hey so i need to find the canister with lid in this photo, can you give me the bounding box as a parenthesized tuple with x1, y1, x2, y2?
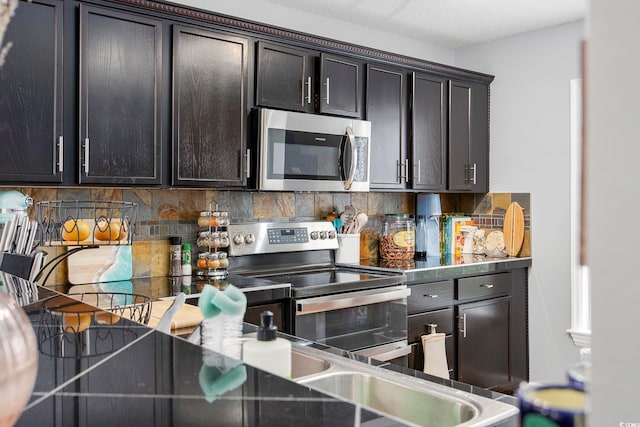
(380, 214, 415, 260)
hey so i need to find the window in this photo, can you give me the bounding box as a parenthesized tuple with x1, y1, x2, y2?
(569, 77, 591, 347)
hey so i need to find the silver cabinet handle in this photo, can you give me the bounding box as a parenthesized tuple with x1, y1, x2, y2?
(459, 313, 467, 338)
(470, 163, 477, 184)
(480, 283, 494, 289)
(323, 77, 330, 104)
(296, 285, 410, 315)
(83, 138, 90, 175)
(397, 159, 403, 182)
(303, 76, 312, 105)
(404, 158, 409, 183)
(424, 294, 438, 299)
(245, 149, 251, 178)
(413, 160, 421, 184)
(57, 136, 63, 173)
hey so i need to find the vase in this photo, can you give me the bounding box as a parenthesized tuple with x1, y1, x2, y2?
(0, 292, 38, 427)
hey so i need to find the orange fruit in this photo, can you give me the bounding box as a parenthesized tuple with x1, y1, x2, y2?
(93, 219, 128, 241)
(61, 219, 90, 242)
(62, 312, 91, 333)
(94, 311, 120, 325)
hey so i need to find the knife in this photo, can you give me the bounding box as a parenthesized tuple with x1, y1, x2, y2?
(2, 216, 17, 252)
(24, 220, 38, 255)
(14, 216, 29, 255)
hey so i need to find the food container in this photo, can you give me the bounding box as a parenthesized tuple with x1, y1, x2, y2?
(379, 214, 415, 260)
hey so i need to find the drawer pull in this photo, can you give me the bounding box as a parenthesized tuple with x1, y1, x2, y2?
(423, 294, 438, 299)
(480, 284, 494, 289)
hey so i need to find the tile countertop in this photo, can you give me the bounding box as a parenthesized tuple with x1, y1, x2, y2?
(342, 255, 532, 283)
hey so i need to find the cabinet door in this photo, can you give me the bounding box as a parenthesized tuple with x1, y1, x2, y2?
(366, 64, 406, 189)
(255, 41, 314, 113)
(320, 53, 363, 118)
(79, 6, 162, 185)
(172, 26, 248, 187)
(0, 0, 63, 183)
(411, 72, 447, 191)
(449, 80, 489, 192)
(457, 296, 511, 389)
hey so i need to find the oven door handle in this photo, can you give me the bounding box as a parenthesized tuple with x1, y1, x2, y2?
(353, 341, 412, 362)
(295, 285, 410, 315)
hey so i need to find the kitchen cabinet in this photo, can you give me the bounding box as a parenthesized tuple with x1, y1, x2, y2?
(410, 72, 448, 191)
(404, 268, 527, 393)
(78, 5, 163, 185)
(457, 296, 511, 389)
(172, 25, 248, 187)
(0, 0, 63, 183)
(365, 64, 407, 189)
(448, 80, 489, 192)
(255, 41, 363, 118)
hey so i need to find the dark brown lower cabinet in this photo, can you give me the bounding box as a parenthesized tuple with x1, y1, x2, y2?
(457, 296, 511, 390)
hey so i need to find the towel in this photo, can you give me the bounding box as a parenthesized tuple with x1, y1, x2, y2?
(421, 332, 449, 379)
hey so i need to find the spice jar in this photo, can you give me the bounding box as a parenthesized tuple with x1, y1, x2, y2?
(207, 252, 220, 270)
(197, 232, 211, 249)
(379, 214, 415, 260)
(197, 253, 209, 270)
(198, 211, 212, 228)
(218, 251, 229, 269)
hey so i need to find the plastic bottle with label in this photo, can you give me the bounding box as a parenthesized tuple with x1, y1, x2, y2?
(242, 311, 291, 378)
(181, 243, 192, 276)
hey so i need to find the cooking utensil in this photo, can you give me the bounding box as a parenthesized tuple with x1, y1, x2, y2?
(339, 205, 356, 233)
(353, 212, 368, 234)
(503, 202, 524, 256)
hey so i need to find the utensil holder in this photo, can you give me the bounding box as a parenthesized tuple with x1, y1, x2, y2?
(335, 233, 360, 264)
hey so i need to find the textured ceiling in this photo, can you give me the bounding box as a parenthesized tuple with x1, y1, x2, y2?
(255, 0, 586, 48)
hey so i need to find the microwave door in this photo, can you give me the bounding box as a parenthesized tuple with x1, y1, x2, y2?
(342, 127, 357, 190)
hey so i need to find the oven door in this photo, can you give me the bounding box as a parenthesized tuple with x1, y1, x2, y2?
(293, 285, 410, 357)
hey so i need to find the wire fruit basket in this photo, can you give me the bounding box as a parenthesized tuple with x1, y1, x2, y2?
(36, 200, 138, 246)
(38, 292, 151, 358)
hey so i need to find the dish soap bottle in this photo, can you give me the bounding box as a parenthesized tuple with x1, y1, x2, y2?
(242, 311, 291, 378)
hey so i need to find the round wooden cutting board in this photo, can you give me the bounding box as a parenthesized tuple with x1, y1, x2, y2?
(503, 202, 525, 257)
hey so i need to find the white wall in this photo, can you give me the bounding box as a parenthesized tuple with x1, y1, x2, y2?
(455, 21, 585, 382)
(587, 0, 640, 423)
(174, 0, 454, 64)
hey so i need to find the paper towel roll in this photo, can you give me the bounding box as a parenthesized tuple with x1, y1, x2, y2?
(421, 333, 449, 379)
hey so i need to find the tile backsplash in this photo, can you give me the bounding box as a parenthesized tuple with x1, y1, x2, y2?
(9, 187, 530, 279)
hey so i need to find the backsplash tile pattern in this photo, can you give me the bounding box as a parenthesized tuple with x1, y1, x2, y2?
(10, 187, 531, 277)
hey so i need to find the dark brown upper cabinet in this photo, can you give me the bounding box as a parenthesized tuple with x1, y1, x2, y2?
(79, 5, 163, 185)
(410, 72, 448, 191)
(449, 80, 489, 193)
(172, 26, 249, 187)
(0, 0, 63, 183)
(366, 64, 407, 189)
(255, 41, 363, 118)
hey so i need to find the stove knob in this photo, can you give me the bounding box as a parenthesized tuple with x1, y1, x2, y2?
(328, 230, 336, 239)
(319, 231, 328, 240)
(244, 233, 255, 244)
(233, 234, 244, 245)
(310, 231, 319, 240)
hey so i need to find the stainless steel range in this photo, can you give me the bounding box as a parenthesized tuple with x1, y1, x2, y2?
(227, 221, 410, 363)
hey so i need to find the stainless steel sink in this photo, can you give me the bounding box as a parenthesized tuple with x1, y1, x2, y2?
(298, 371, 475, 427)
(291, 350, 331, 379)
(291, 345, 519, 427)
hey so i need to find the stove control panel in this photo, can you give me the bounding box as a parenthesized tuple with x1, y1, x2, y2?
(227, 221, 338, 256)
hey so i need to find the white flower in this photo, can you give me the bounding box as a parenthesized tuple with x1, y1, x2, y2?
(0, 0, 19, 67)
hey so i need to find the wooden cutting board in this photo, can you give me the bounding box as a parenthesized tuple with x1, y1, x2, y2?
(66, 245, 133, 284)
(503, 202, 525, 257)
(147, 300, 203, 330)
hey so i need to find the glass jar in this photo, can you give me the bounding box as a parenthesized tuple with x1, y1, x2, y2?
(210, 232, 222, 249)
(219, 211, 230, 227)
(197, 253, 209, 270)
(380, 214, 415, 260)
(218, 251, 229, 269)
(198, 211, 212, 228)
(209, 211, 221, 228)
(207, 252, 221, 270)
(219, 231, 230, 248)
(196, 232, 211, 249)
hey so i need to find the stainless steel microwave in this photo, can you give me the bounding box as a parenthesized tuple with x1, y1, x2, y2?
(253, 108, 371, 192)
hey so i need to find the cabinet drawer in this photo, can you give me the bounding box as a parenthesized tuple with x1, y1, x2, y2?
(408, 308, 454, 343)
(408, 280, 453, 314)
(457, 273, 511, 300)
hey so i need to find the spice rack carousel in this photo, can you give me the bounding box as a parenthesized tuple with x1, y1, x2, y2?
(195, 203, 230, 278)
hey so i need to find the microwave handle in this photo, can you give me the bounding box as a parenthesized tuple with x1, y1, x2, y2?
(343, 127, 356, 190)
